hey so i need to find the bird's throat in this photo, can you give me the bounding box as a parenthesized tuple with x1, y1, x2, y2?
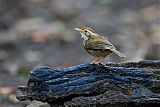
(81, 33, 89, 41)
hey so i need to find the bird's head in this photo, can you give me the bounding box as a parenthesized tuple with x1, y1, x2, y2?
(74, 27, 97, 40)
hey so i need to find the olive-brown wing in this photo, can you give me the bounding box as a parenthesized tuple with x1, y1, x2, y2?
(88, 39, 126, 58)
(87, 37, 115, 50)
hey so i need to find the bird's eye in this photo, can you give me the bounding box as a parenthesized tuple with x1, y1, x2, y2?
(83, 30, 91, 37)
(84, 30, 87, 33)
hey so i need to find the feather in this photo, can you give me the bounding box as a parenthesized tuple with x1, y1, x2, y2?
(110, 49, 126, 58)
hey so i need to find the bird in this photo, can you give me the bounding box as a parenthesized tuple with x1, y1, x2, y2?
(75, 27, 126, 64)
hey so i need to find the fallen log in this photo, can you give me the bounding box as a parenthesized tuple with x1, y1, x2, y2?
(17, 60, 160, 107)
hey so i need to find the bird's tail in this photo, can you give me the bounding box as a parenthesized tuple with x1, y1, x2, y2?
(111, 49, 126, 58)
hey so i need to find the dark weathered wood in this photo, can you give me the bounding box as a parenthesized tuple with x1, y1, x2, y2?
(17, 60, 160, 107)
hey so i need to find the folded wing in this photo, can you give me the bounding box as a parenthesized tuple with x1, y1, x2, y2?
(90, 38, 126, 58)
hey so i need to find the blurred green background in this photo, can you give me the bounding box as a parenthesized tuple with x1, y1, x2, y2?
(0, 0, 159, 106)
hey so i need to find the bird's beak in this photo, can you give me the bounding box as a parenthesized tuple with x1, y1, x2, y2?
(74, 28, 82, 32)
(74, 28, 84, 38)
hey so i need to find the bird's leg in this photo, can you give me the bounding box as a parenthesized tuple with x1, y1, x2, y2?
(90, 58, 100, 64)
(91, 57, 105, 64)
(98, 57, 105, 64)
(96, 57, 106, 66)
(98, 57, 104, 63)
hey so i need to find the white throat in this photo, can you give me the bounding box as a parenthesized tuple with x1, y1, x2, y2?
(81, 33, 89, 41)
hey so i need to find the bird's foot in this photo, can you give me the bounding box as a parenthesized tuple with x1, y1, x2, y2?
(90, 62, 106, 66)
(98, 63, 106, 66)
(90, 61, 99, 65)
(90, 58, 105, 65)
